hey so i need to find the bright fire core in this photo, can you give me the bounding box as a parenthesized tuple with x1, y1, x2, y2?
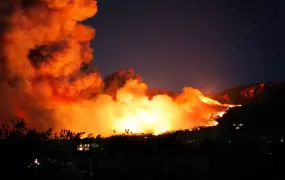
(59, 79, 239, 137)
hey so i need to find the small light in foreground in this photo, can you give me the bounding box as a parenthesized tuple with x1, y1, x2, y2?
(77, 143, 90, 151)
(34, 158, 40, 165)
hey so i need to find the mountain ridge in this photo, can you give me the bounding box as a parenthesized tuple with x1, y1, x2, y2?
(208, 81, 285, 105)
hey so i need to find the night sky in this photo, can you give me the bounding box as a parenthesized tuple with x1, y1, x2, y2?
(85, 0, 285, 93)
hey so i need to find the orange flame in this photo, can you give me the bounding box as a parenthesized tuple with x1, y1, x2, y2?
(54, 79, 238, 137)
(0, 0, 240, 137)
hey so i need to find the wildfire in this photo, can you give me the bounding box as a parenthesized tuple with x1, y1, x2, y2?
(0, 0, 240, 137)
(58, 79, 239, 136)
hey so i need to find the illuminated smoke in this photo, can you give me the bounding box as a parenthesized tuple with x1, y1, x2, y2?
(0, 0, 236, 137)
(0, 0, 102, 130)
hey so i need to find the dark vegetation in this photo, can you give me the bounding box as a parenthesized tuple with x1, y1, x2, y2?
(1, 83, 285, 180)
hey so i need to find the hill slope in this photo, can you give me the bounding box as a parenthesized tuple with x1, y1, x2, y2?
(208, 81, 284, 105)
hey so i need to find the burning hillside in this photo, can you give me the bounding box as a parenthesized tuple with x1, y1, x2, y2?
(0, 0, 239, 137)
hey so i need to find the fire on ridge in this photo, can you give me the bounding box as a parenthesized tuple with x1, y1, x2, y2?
(0, 0, 240, 137)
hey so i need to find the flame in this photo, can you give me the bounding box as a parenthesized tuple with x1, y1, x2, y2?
(55, 79, 238, 136)
(0, 0, 240, 137)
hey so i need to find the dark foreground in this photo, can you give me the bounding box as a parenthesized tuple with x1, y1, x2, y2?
(0, 116, 284, 180)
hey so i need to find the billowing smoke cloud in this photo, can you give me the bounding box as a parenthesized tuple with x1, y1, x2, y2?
(0, 0, 102, 130)
(0, 0, 235, 136)
(104, 68, 142, 99)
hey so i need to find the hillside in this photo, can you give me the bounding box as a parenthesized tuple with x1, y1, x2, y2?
(216, 80, 285, 138)
(208, 81, 284, 105)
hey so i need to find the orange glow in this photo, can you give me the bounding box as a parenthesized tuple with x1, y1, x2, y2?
(0, 0, 240, 137)
(51, 79, 239, 137)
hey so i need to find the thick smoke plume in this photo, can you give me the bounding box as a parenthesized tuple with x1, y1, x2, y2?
(0, 0, 234, 136)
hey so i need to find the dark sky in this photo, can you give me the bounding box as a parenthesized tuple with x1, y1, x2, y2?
(85, 0, 285, 93)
